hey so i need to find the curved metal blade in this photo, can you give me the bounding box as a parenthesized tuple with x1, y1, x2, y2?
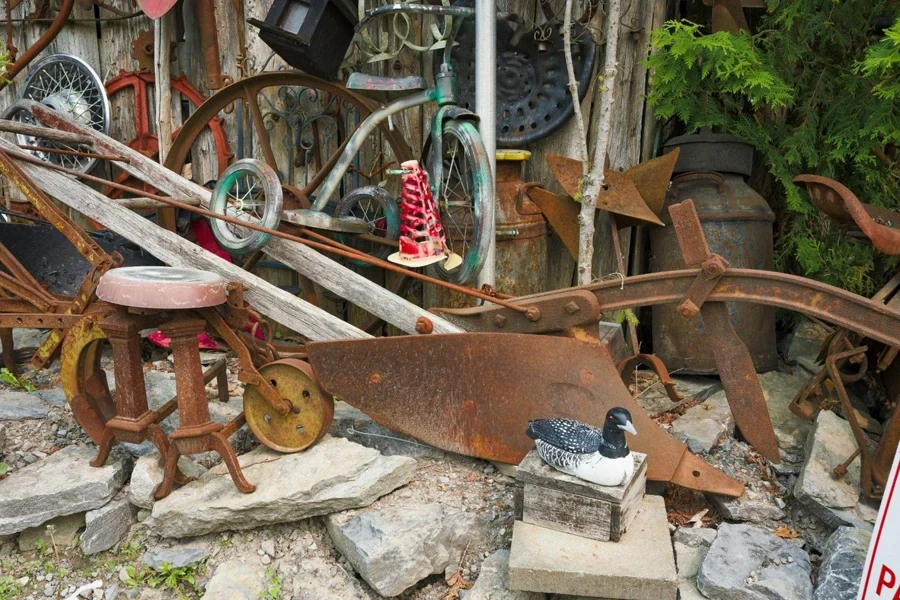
(307, 332, 744, 497)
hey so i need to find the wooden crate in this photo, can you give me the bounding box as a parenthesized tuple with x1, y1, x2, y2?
(516, 449, 647, 542)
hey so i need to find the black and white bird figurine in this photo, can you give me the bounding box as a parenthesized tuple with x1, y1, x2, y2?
(525, 408, 637, 486)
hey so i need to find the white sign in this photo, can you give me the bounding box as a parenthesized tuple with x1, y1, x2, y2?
(860, 445, 900, 600)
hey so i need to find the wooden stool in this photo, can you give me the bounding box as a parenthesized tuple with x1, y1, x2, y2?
(96, 266, 254, 497)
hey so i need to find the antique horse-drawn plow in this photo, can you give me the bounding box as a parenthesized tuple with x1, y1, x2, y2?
(1, 92, 898, 502)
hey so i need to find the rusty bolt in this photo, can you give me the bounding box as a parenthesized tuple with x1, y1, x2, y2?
(525, 306, 542, 322)
(678, 300, 700, 319)
(702, 255, 728, 278)
(565, 301, 580, 314)
(494, 314, 507, 328)
(415, 317, 433, 334)
(833, 464, 848, 479)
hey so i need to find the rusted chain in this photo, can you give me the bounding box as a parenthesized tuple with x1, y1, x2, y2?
(8, 151, 531, 314)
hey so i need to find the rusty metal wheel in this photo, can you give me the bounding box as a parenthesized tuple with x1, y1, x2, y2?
(242, 358, 333, 453)
(59, 311, 116, 444)
(165, 71, 413, 214)
(104, 70, 231, 199)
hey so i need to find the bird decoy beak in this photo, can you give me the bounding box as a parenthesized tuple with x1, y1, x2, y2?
(620, 420, 637, 436)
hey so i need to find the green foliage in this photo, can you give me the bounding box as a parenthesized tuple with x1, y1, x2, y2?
(0, 462, 7, 477)
(613, 309, 640, 327)
(0, 576, 22, 600)
(647, 4, 900, 296)
(262, 567, 283, 600)
(0, 368, 36, 392)
(124, 562, 201, 596)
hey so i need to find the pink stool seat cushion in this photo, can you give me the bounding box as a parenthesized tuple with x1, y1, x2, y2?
(97, 267, 227, 309)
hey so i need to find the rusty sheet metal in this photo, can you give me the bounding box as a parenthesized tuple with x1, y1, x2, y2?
(307, 332, 745, 497)
(795, 174, 900, 256)
(525, 186, 580, 260)
(616, 149, 680, 229)
(433, 269, 900, 347)
(544, 153, 664, 226)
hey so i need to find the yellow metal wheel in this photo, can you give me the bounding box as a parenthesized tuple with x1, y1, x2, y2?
(243, 359, 333, 453)
(59, 311, 115, 444)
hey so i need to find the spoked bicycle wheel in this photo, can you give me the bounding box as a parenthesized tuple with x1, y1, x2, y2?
(208, 159, 284, 255)
(334, 186, 400, 264)
(428, 119, 493, 285)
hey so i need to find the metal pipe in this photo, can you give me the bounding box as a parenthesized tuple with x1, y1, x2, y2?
(475, 0, 497, 289)
(310, 88, 437, 211)
(1, 0, 74, 90)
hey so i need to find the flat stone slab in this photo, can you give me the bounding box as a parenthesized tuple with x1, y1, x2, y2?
(0, 390, 49, 420)
(814, 526, 870, 600)
(201, 559, 266, 600)
(128, 453, 206, 509)
(670, 390, 735, 453)
(148, 435, 417, 538)
(81, 498, 136, 555)
(509, 495, 677, 599)
(760, 371, 810, 468)
(143, 538, 212, 570)
(327, 502, 481, 597)
(794, 410, 870, 527)
(18, 512, 85, 551)
(698, 523, 812, 600)
(0, 445, 126, 536)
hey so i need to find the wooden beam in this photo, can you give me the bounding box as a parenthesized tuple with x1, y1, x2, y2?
(0, 138, 368, 342)
(0, 119, 94, 146)
(17, 102, 465, 336)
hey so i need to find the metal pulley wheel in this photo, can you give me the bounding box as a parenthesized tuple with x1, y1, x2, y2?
(243, 359, 334, 453)
(435, 14, 595, 146)
(4, 54, 111, 172)
(209, 159, 284, 255)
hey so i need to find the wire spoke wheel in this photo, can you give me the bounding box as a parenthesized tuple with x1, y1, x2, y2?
(429, 120, 493, 285)
(334, 186, 400, 264)
(5, 54, 110, 173)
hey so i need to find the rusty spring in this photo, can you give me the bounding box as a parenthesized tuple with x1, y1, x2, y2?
(8, 150, 533, 315)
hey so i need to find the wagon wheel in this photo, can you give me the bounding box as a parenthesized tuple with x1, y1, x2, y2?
(59, 311, 116, 445)
(104, 70, 231, 199)
(166, 72, 414, 319)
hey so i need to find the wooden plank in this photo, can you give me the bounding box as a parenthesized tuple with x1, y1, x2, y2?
(523, 483, 614, 541)
(21, 101, 465, 336)
(0, 137, 367, 342)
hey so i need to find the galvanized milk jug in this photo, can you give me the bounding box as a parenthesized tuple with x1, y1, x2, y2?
(650, 130, 777, 374)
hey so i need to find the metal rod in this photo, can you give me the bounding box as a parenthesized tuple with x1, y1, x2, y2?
(0, 119, 93, 146)
(7, 150, 530, 314)
(0, 0, 74, 90)
(475, 0, 497, 290)
(18, 145, 128, 162)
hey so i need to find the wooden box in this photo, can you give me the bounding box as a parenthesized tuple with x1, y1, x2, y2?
(516, 449, 647, 542)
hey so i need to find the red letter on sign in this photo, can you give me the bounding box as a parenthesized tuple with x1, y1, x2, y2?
(877, 565, 896, 596)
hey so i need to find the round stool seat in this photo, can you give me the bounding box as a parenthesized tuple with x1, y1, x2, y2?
(97, 267, 226, 309)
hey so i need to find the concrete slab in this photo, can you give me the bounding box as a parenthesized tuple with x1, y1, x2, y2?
(509, 496, 677, 599)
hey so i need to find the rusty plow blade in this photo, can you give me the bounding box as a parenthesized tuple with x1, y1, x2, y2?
(307, 333, 745, 497)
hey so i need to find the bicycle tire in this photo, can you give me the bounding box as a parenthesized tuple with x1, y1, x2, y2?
(209, 159, 283, 255)
(429, 119, 493, 285)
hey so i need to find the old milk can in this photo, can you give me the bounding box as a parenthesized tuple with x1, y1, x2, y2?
(425, 150, 548, 308)
(650, 130, 777, 374)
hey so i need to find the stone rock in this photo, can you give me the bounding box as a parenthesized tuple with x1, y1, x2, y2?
(760, 371, 811, 470)
(674, 527, 717, 580)
(149, 436, 416, 538)
(670, 390, 735, 453)
(12, 327, 46, 350)
(81, 499, 136, 555)
(327, 502, 481, 597)
(36, 388, 68, 408)
(710, 486, 786, 523)
(786, 320, 829, 374)
(0, 445, 126, 535)
(466, 550, 544, 600)
(674, 527, 717, 600)
(697, 523, 813, 600)
(17, 513, 85, 550)
(509, 496, 676, 599)
(635, 376, 721, 418)
(814, 526, 871, 600)
(142, 539, 211, 570)
(328, 401, 445, 459)
(0, 390, 49, 420)
(127, 454, 206, 510)
(794, 410, 871, 528)
(201, 559, 266, 600)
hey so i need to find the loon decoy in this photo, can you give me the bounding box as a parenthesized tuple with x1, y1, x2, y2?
(526, 407, 637, 486)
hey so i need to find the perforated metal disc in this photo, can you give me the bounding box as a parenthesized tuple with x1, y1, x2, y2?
(437, 17, 596, 146)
